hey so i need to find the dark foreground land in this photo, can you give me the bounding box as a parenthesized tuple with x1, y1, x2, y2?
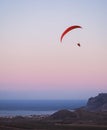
(0, 111, 107, 130)
(0, 124, 107, 130)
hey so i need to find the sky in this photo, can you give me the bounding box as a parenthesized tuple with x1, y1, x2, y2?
(0, 0, 107, 99)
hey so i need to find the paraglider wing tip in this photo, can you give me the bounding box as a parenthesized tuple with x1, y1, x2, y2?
(60, 35, 63, 43)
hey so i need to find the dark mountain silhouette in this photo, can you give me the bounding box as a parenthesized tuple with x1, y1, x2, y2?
(49, 109, 77, 121)
(84, 93, 107, 112)
(48, 93, 107, 125)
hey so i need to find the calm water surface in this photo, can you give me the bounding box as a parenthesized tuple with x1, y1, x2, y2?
(0, 100, 86, 117)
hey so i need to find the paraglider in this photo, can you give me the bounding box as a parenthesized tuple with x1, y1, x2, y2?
(77, 43, 81, 47)
(60, 25, 82, 46)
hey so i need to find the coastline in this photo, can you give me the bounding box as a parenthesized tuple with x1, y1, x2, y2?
(0, 110, 56, 118)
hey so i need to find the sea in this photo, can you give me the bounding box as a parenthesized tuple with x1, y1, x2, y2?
(0, 100, 87, 117)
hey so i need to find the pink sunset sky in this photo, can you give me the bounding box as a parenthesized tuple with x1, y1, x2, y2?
(0, 0, 107, 99)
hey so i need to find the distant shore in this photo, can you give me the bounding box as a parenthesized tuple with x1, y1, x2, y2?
(0, 110, 56, 118)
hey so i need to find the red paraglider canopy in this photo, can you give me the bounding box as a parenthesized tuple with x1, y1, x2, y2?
(60, 25, 82, 42)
